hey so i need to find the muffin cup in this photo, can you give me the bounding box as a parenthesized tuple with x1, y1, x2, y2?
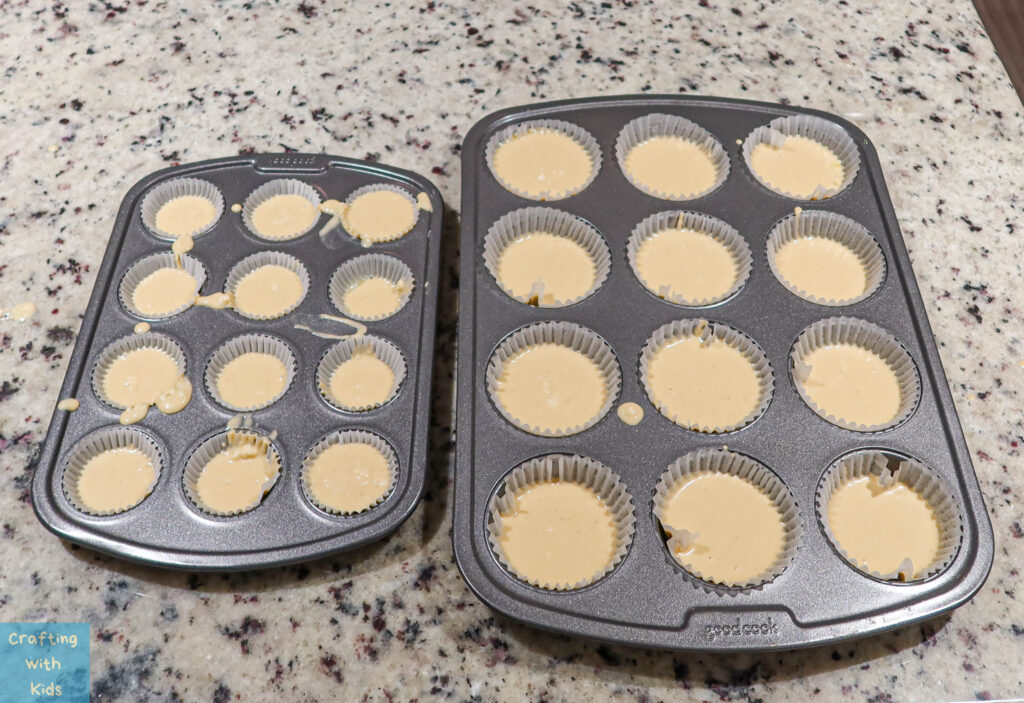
(204, 334, 297, 412)
(241, 178, 323, 241)
(485, 119, 602, 201)
(224, 251, 310, 320)
(316, 335, 408, 412)
(340, 184, 420, 246)
(182, 430, 281, 517)
(486, 321, 621, 437)
(791, 317, 921, 432)
(300, 429, 399, 516)
(767, 210, 886, 306)
(742, 115, 861, 200)
(626, 211, 752, 307)
(62, 426, 163, 516)
(639, 319, 773, 433)
(614, 113, 730, 200)
(652, 448, 801, 591)
(117, 251, 206, 319)
(328, 253, 415, 321)
(482, 207, 611, 307)
(816, 450, 962, 581)
(140, 177, 224, 240)
(91, 332, 187, 410)
(487, 454, 636, 591)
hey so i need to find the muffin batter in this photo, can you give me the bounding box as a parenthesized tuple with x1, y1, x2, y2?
(635, 227, 738, 304)
(215, 352, 288, 410)
(343, 276, 406, 319)
(617, 402, 644, 426)
(131, 267, 198, 316)
(774, 236, 867, 302)
(233, 264, 303, 318)
(750, 135, 843, 198)
(493, 129, 593, 199)
(101, 347, 192, 424)
(75, 447, 156, 514)
(344, 190, 417, 244)
(797, 343, 900, 427)
(195, 433, 278, 514)
(155, 195, 217, 237)
(328, 349, 396, 409)
(624, 136, 718, 198)
(251, 193, 319, 240)
(497, 232, 596, 305)
(306, 441, 393, 513)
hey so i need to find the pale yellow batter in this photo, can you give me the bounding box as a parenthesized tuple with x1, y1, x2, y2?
(195, 433, 278, 514)
(493, 129, 593, 199)
(497, 481, 617, 587)
(2, 302, 36, 321)
(251, 193, 319, 240)
(134, 322, 151, 334)
(617, 402, 644, 426)
(774, 237, 867, 302)
(750, 135, 843, 199)
(328, 349, 396, 409)
(215, 352, 287, 409)
(798, 344, 900, 427)
(635, 228, 738, 303)
(659, 472, 785, 584)
(416, 192, 433, 212)
(344, 190, 417, 244)
(497, 233, 596, 305)
(57, 398, 80, 412)
(155, 195, 217, 237)
(234, 265, 303, 318)
(131, 267, 198, 316)
(194, 292, 233, 310)
(102, 347, 192, 424)
(343, 277, 406, 319)
(306, 442, 393, 513)
(75, 447, 156, 514)
(624, 136, 718, 198)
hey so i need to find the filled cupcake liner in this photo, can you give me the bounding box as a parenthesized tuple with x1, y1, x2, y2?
(241, 178, 323, 241)
(487, 454, 636, 591)
(300, 429, 400, 516)
(481, 207, 611, 307)
(486, 321, 621, 437)
(224, 250, 310, 320)
(652, 448, 802, 592)
(204, 334, 297, 412)
(639, 319, 774, 433)
(340, 183, 420, 246)
(316, 335, 408, 412)
(626, 211, 753, 307)
(485, 119, 602, 201)
(816, 450, 962, 582)
(182, 430, 282, 517)
(117, 251, 206, 320)
(140, 177, 224, 240)
(741, 115, 861, 200)
(91, 332, 187, 411)
(766, 210, 886, 306)
(61, 426, 163, 516)
(614, 113, 730, 200)
(791, 317, 921, 432)
(328, 253, 415, 321)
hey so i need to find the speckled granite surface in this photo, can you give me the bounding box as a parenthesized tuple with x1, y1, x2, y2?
(0, 1, 1022, 700)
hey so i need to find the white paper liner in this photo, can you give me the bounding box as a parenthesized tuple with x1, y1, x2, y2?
(204, 334, 297, 412)
(791, 317, 921, 432)
(140, 177, 224, 240)
(486, 321, 621, 437)
(741, 115, 861, 200)
(241, 178, 323, 241)
(626, 211, 752, 307)
(614, 113, 730, 200)
(300, 429, 399, 516)
(224, 250, 310, 320)
(652, 448, 801, 591)
(340, 184, 420, 245)
(485, 119, 602, 201)
(816, 450, 962, 582)
(182, 430, 281, 517)
(117, 251, 207, 319)
(328, 253, 415, 321)
(91, 332, 187, 410)
(639, 319, 773, 433)
(482, 207, 611, 308)
(486, 454, 636, 591)
(316, 335, 408, 412)
(61, 426, 163, 516)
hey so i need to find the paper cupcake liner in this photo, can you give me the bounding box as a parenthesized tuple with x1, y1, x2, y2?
(626, 211, 752, 307)
(487, 454, 636, 591)
(61, 426, 163, 516)
(316, 335, 408, 412)
(182, 430, 281, 517)
(224, 250, 310, 320)
(766, 210, 886, 306)
(481, 207, 611, 307)
(328, 253, 415, 321)
(140, 177, 224, 240)
(91, 332, 187, 410)
(485, 119, 602, 201)
(791, 317, 921, 432)
(816, 450, 962, 582)
(340, 184, 420, 246)
(300, 429, 400, 516)
(117, 251, 207, 320)
(241, 178, 323, 241)
(486, 321, 621, 437)
(639, 319, 773, 433)
(652, 448, 802, 592)
(741, 115, 861, 200)
(614, 113, 730, 200)
(204, 334, 297, 412)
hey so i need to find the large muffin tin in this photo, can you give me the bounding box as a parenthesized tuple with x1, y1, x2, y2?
(32, 153, 443, 569)
(453, 96, 993, 650)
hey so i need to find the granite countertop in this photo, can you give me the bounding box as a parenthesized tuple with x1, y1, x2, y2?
(1, 0, 1022, 700)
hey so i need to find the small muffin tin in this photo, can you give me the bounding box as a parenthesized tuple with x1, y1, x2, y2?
(32, 153, 443, 569)
(453, 96, 993, 651)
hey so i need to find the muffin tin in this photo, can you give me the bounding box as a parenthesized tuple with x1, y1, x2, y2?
(32, 153, 443, 569)
(453, 95, 993, 651)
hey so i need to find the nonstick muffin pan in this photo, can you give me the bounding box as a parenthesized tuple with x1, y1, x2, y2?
(453, 95, 993, 651)
(32, 153, 443, 570)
